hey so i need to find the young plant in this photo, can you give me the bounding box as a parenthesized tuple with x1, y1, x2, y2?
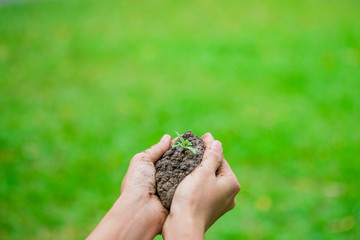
(172, 131, 197, 154)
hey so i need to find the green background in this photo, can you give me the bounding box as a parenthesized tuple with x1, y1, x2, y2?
(1, 0, 359, 239)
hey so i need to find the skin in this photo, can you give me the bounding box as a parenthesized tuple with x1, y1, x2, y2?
(87, 133, 240, 240)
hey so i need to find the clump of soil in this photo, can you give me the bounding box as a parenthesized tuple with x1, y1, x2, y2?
(155, 131, 205, 209)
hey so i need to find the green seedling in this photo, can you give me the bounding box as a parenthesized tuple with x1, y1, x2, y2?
(172, 131, 197, 154)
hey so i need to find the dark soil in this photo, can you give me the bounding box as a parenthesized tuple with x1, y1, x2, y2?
(155, 131, 205, 209)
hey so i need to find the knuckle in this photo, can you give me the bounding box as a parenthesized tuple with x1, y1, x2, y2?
(215, 154, 223, 165)
(152, 142, 166, 152)
(207, 149, 223, 163)
(147, 145, 157, 153)
(132, 153, 143, 160)
(133, 152, 151, 162)
(230, 178, 241, 193)
(234, 182, 241, 193)
(203, 132, 212, 138)
(230, 200, 236, 210)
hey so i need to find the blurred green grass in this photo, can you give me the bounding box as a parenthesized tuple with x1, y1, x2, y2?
(1, 0, 359, 239)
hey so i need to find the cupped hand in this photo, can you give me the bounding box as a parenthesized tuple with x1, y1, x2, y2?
(163, 133, 240, 239)
(87, 134, 171, 240)
(120, 134, 172, 232)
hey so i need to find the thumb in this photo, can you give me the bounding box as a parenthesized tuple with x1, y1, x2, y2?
(201, 140, 224, 172)
(140, 134, 171, 163)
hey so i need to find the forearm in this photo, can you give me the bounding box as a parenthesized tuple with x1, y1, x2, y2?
(87, 195, 161, 240)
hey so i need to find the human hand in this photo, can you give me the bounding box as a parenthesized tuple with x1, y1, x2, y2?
(87, 134, 171, 240)
(120, 134, 171, 228)
(163, 133, 240, 240)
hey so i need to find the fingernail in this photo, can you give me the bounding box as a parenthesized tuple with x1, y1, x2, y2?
(160, 134, 170, 143)
(211, 140, 223, 152)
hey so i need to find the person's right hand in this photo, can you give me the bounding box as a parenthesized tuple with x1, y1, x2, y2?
(162, 133, 241, 240)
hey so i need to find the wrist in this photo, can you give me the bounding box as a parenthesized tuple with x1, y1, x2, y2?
(88, 194, 164, 240)
(163, 211, 205, 240)
(112, 195, 164, 239)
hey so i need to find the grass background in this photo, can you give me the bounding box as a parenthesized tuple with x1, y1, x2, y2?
(1, 0, 359, 239)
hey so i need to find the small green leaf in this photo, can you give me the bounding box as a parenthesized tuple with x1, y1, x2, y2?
(187, 146, 197, 154)
(174, 131, 196, 154)
(175, 131, 186, 144)
(172, 142, 182, 148)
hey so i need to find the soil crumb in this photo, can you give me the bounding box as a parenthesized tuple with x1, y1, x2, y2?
(155, 131, 205, 209)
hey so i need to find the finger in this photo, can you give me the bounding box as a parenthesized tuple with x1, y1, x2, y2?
(171, 136, 179, 146)
(217, 160, 241, 194)
(201, 140, 224, 172)
(216, 158, 234, 177)
(140, 134, 171, 163)
(201, 132, 215, 149)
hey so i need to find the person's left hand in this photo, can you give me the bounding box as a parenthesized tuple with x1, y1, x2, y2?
(120, 134, 171, 230)
(87, 134, 171, 240)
